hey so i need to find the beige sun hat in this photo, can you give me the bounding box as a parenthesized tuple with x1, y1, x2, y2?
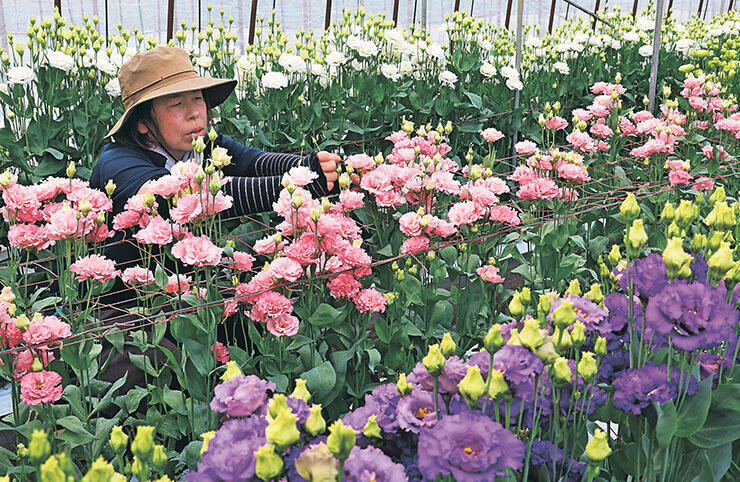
(106, 46, 236, 138)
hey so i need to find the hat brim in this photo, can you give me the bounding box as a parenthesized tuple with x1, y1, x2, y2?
(106, 76, 237, 138)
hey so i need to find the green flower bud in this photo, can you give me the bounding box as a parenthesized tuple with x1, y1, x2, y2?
(396, 373, 414, 396)
(709, 186, 726, 205)
(578, 352, 598, 382)
(691, 233, 707, 252)
(304, 404, 326, 437)
(82, 456, 116, 482)
(66, 161, 76, 179)
(326, 420, 357, 461)
(362, 415, 382, 439)
(565, 279, 581, 296)
(265, 407, 300, 452)
(607, 245, 621, 266)
(422, 344, 445, 376)
(290, 378, 312, 402)
(131, 456, 146, 479)
(619, 193, 640, 222)
(708, 242, 734, 279)
(484, 324, 504, 354)
(663, 237, 693, 280)
(535, 337, 559, 364)
(666, 220, 683, 238)
(585, 429, 612, 462)
(552, 300, 577, 328)
(109, 425, 128, 454)
(675, 200, 696, 227)
(131, 426, 155, 462)
(220, 360, 243, 381)
(440, 332, 456, 358)
(519, 317, 544, 350)
(520, 287, 532, 304)
(294, 443, 339, 482)
(29, 429, 51, 464)
(626, 219, 648, 257)
(151, 444, 167, 472)
(458, 365, 487, 409)
(551, 357, 572, 386)
(508, 293, 525, 319)
(488, 369, 509, 399)
(585, 283, 604, 304)
(594, 337, 607, 356)
(571, 321, 586, 347)
(208, 175, 221, 195)
(255, 443, 284, 481)
(660, 202, 675, 223)
(708, 230, 724, 252)
(208, 126, 218, 142)
(40, 455, 65, 482)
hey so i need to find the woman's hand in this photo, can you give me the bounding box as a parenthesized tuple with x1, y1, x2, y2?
(317, 151, 360, 192)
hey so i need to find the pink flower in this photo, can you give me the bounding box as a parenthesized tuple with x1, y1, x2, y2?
(588, 104, 610, 118)
(165, 274, 192, 294)
(22, 316, 72, 347)
(509, 165, 536, 185)
(566, 131, 596, 153)
(283, 234, 318, 266)
(702, 144, 728, 160)
(113, 210, 149, 230)
(618, 117, 637, 136)
(170, 192, 233, 224)
(283, 166, 319, 188)
(668, 169, 691, 186)
(545, 116, 568, 131)
(514, 140, 538, 156)
(430, 171, 461, 195)
(254, 291, 293, 319)
(477, 265, 504, 283)
(172, 235, 222, 266)
(14, 349, 54, 380)
(689, 96, 708, 112)
(693, 177, 715, 191)
(231, 251, 256, 272)
(328, 273, 361, 299)
(142, 175, 183, 198)
(121, 266, 155, 286)
(266, 313, 300, 337)
(340, 190, 365, 211)
(2, 184, 41, 223)
(345, 154, 375, 171)
(133, 216, 174, 246)
(211, 342, 230, 364)
(572, 108, 592, 122)
(448, 201, 483, 226)
(340, 246, 372, 268)
(488, 205, 521, 226)
(267, 257, 303, 282)
(591, 82, 608, 94)
(254, 235, 281, 255)
(590, 122, 614, 139)
(556, 162, 590, 182)
(8, 224, 54, 250)
(480, 128, 504, 143)
(401, 235, 430, 255)
(517, 177, 560, 201)
(70, 254, 120, 282)
(354, 288, 387, 313)
(47, 207, 81, 240)
(399, 212, 423, 237)
(20, 370, 63, 405)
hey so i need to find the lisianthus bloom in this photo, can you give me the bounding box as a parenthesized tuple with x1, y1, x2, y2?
(20, 370, 63, 405)
(477, 265, 504, 283)
(397, 389, 442, 433)
(327, 273, 361, 300)
(417, 412, 524, 481)
(612, 363, 696, 415)
(211, 342, 230, 364)
(547, 295, 608, 335)
(514, 140, 538, 155)
(353, 288, 387, 313)
(171, 235, 222, 266)
(8, 224, 54, 250)
(401, 236, 430, 255)
(343, 445, 408, 481)
(480, 128, 504, 143)
(266, 313, 300, 337)
(165, 274, 192, 294)
(22, 316, 72, 346)
(516, 177, 560, 201)
(191, 416, 267, 480)
(210, 375, 276, 418)
(408, 356, 467, 394)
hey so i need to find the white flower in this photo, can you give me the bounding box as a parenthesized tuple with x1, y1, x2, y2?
(0, 83, 8, 95)
(477, 38, 492, 51)
(237, 53, 256, 72)
(380, 63, 400, 81)
(623, 30, 640, 42)
(399, 60, 414, 77)
(500, 66, 518, 80)
(556, 42, 573, 53)
(525, 36, 542, 49)
(438, 70, 458, 88)
(356, 40, 379, 58)
(278, 52, 306, 73)
(675, 39, 693, 53)
(310, 63, 327, 77)
(505, 77, 524, 91)
(7, 66, 35, 86)
(195, 55, 213, 68)
(574, 33, 589, 44)
(553, 61, 570, 75)
(261, 71, 289, 89)
(104, 78, 121, 97)
(635, 16, 655, 31)
(572, 42, 585, 53)
(426, 43, 445, 60)
(46, 50, 75, 71)
(350, 59, 363, 71)
(611, 39, 622, 50)
(96, 51, 118, 75)
(346, 35, 363, 51)
(384, 29, 405, 45)
(588, 36, 603, 48)
(638, 44, 654, 57)
(480, 62, 497, 78)
(324, 50, 347, 66)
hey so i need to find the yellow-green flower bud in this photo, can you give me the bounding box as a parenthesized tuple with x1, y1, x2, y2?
(208, 126, 218, 142)
(294, 443, 339, 481)
(551, 357, 572, 386)
(304, 404, 326, 437)
(152, 444, 167, 472)
(666, 220, 682, 238)
(105, 179, 116, 197)
(31, 357, 43, 372)
(268, 394, 290, 421)
(458, 365, 486, 409)
(585, 283, 604, 304)
(484, 324, 504, 354)
(619, 193, 640, 221)
(200, 431, 216, 455)
(326, 420, 357, 461)
(290, 378, 311, 402)
(487, 369, 509, 399)
(422, 344, 446, 376)
(29, 429, 51, 464)
(709, 186, 726, 205)
(585, 429, 612, 462)
(362, 415, 382, 439)
(626, 219, 648, 257)
(607, 245, 621, 266)
(131, 425, 155, 462)
(220, 360, 242, 381)
(535, 337, 559, 364)
(17, 443, 28, 458)
(110, 425, 128, 453)
(440, 332, 456, 358)
(708, 242, 734, 279)
(571, 321, 586, 347)
(675, 200, 696, 227)
(131, 456, 146, 479)
(565, 279, 581, 296)
(552, 300, 577, 328)
(508, 293, 525, 319)
(40, 455, 65, 482)
(708, 230, 724, 252)
(193, 136, 206, 153)
(519, 317, 544, 350)
(255, 443, 284, 481)
(82, 456, 116, 482)
(663, 237, 693, 280)
(266, 408, 300, 452)
(578, 352, 598, 382)
(520, 287, 532, 304)
(15, 314, 30, 332)
(208, 175, 221, 195)
(660, 202, 675, 224)
(594, 336, 607, 356)
(66, 161, 76, 178)
(396, 373, 414, 396)
(690, 233, 707, 252)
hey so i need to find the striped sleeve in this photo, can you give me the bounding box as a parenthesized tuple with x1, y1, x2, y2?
(220, 176, 282, 217)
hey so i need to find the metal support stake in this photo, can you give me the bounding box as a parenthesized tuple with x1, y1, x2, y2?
(421, 0, 427, 29)
(325, 0, 332, 30)
(392, 0, 400, 25)
(592, 0, 602, 30)
(166, 0, 174, 42)
(548, 0, 557, 33)
(632, 0, 639, 18)
(647, 0, 665, 113)
(511, 0, 524, 154)
(697, 0, 705, 17)
(248, 0, 258, 44)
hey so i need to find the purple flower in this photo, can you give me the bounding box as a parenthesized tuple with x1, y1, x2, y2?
(542, 359, 608, 417)
(529, 439, 585, 482)
(344, 445, 408, 481)
(343, 397, 382, 431)
(645, 280, 738, 351)
(466, 350, 491, 378)
(209, 375, 276, 418)
(492, 345, 544, 401)
(397, 389, 442, 433)
(612, 363, 696, 415)
(190, 416, 267, 480)
(407, 355, 467, 394)
(690, 254, 709, 284)
(548, 295, 608, 335)
(604, 293, 643, 335)
(364, 383, 401, 433)
(417, 412, 524, 481)
(631, 253, 670, 298)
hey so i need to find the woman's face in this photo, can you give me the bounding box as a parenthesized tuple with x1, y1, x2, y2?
(139, 89, 207, 159)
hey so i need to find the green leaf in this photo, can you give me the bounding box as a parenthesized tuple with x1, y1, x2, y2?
(184, 338, 215, 377)
(706, 382, 740, 412)
(56, 416, 96, 446)
(464, 92, 482, 109)
(300, 361, 336, 401)
(429, 300, 454, 330)
(688, 409, 740, 448)
(163, 387, 188, 415)
(366, 348, 381, 372)
(90, 373, 128, 417)
(654, 400, 677, 448)
(374, 316, 390, 343)
(675, 375, 712, 437)
(125, 387, 149, 413)
(401, 275, 423, 306)
(308, 303, 343, 327)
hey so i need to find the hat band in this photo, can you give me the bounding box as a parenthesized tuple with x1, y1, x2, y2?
(122, 68, 198, 107)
